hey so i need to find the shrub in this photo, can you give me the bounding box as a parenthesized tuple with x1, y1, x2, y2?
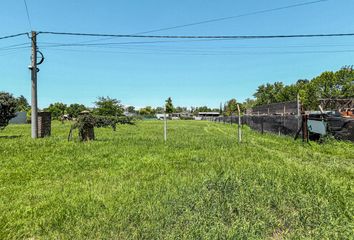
(0, 92, 17, 130)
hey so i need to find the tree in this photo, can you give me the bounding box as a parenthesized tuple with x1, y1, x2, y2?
(93, 96, 124, 116)
(194, 106, 212, 113)
(139, 106, 155, 116)
(67, 103, 87, 118)
(44, 102, 67, 120)
(16, 95, 30, 112)
(242, 98, 256, 111)
(155, 107, 164, 113)
(336, 66, 354, 98)
(174, 106, 187, 113)
(251, 66, 353, 110)
(126, 106, 136, 113)
(224, 99, 238, 116)
(0, 92, 17, 130)
(253, 82, 285, 106)
(165, 97, 174, 113)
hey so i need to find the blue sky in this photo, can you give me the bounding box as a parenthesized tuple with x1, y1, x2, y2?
(1, 0, 354, 109)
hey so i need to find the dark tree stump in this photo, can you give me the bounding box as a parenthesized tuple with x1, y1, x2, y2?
(79, 126, 95, 141)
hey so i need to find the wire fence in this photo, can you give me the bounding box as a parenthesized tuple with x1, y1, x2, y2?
(204, 100, 354, 141)
(210, 115, 300, 137)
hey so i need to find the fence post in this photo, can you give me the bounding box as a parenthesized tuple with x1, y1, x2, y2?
(302, 113, 309, 142)
(297, 94, 301, 130)
(237, 104, 242, 143)
(164, 106, 167, 142)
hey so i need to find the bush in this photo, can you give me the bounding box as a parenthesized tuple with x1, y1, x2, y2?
(0, 92, 17, 130)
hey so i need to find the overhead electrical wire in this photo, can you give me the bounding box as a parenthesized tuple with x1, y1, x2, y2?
(23, 0, 33, 30)
(3, 31, 354, 42)
(42, 47, 354, 56)
(2, 30, 354, 57)
(0, 32, 29, 41)
(37, 40, 354, 49)
(135, 0, 329, 35)
(77, 0, 329, 44)
(0, 0, 337, 53)
(37, 31, 354, 39)
(0, 42, 30, 50)
(36, 42, 354, 56)
(37, 38, 241, 48)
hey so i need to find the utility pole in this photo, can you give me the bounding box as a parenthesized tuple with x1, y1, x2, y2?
(30, 31, 38, 139)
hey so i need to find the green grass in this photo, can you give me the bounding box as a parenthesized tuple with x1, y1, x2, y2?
(0, 120, 353, 239)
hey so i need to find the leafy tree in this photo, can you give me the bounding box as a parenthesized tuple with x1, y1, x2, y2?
(93, 96, 123, 116)
(139, 106, 155, 116)
(242, 98, 256, 111)
(126, 106, 136, 113)
(336, 66, 354, 98)
(174, 106, 187, 113)
(155, 107, 164, 113)
(165, 97, 174, 113)
(251, 67, 353, 110)
(67, 103, 87, 118)
(194, 106, 212, 113)
(16, 95, 30, 112)
(253, 82, 285, 106)
(44, 102, 67, 120)
(224, 99, 238, 116)
(0, 92, 17, 130)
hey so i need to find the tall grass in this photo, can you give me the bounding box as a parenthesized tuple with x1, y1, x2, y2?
(0, 121, 353, 239)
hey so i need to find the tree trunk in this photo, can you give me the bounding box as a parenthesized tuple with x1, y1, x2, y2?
(79, 126, 95, 141)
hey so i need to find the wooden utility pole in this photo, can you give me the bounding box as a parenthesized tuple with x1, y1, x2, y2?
(31, 31, 38, 139)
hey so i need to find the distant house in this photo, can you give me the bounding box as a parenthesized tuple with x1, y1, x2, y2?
(171, 112, 194, 119)
(156, 113, 167, 120)
(9, 112, 27, 124)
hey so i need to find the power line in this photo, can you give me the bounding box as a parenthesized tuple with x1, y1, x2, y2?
(23, 0, 33, 30)
(79, 0, 329, 43)
(38, 31, 354, 39)
(37, 41, 354, 49)
(37, 38, 238, 48)
(42, 46, 354, 56)
(136, 0, 329, 34)
(0, 43, 30, 52)
(0, 32, 29, 40)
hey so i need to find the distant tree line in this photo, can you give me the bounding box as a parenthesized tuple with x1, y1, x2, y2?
(251, 66, 354, 110)
(1, 66, 352, 129)
(136, 98, 222, 117)
(43, 96, 124, 120)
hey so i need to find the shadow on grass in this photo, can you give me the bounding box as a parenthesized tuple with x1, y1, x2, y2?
(0, 135, 23, 139)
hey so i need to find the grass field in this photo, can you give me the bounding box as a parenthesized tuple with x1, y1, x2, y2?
(0, 120, 353, 239)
